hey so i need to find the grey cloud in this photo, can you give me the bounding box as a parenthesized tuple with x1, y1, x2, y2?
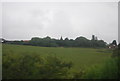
(2, 2, 118, 43)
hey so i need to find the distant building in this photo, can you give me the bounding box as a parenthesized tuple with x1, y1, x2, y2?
(0, 38, 5, 43)
(92, 35, 98, 41)
(108, 43, 117, 49)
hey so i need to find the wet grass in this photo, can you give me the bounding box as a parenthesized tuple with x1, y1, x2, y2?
(2, 44, 112, 73)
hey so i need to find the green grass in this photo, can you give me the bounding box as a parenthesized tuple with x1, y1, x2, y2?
(82, 57, 119, 79)
(2, 44, 112, 73)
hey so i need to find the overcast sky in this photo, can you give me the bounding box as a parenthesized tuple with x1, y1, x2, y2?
(2, 2, 118, 43)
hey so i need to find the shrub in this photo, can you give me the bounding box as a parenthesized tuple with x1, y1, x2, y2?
(3, 53, 73, 79)
(82, 57, 119, 79)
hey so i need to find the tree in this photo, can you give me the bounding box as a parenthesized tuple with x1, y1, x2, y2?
(58, 36, 64, 46)
(60, 36, 63, 41)
(29, 37, 42, 46)
(64, 38, 70, 47)
(74, 36, 90, 47)
(65, 38, 69, 41)
(112, 40, 117, 46)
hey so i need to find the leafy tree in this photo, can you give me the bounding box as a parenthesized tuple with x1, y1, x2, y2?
(58, 36, 64, 47)
(64, 38, 71, 47)
(74, 36, 90, 47)
(60, 36, 63, 41)
(112, 40, 117, 46)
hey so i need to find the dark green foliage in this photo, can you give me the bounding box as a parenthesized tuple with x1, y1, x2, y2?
(112, 40, 117, 46)
(92, 40, 106, 48)
(79, 57, 119, 79)
(74, 36, 90, 47)
(4, 35, 107, 48)
(118, 43, 120, 49)
(112, 43, 120, 57)
(73, 47, 119, 79)
(72, 68, 85, 79)
(3, 53, 72, 79)
(29, 36, 58, 47)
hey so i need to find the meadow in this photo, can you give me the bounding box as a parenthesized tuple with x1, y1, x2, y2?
(2, 44, 112, 73)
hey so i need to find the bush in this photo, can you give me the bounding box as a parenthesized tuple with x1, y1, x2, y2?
(3, 53, 73, 79)
(81, 57, 119, 79)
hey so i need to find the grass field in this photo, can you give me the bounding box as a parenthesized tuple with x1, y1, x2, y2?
(2, 44, 112, 73)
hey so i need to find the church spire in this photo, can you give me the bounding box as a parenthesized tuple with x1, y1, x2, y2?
(60, 36, 63, 40)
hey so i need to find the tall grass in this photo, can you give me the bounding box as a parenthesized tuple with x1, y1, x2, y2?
(81, 57, 119, 79)
(2, 44, 112, 73)
(3, 44, 114, 79)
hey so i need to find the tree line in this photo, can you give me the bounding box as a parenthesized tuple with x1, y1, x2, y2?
(3, 35, 107, 48)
